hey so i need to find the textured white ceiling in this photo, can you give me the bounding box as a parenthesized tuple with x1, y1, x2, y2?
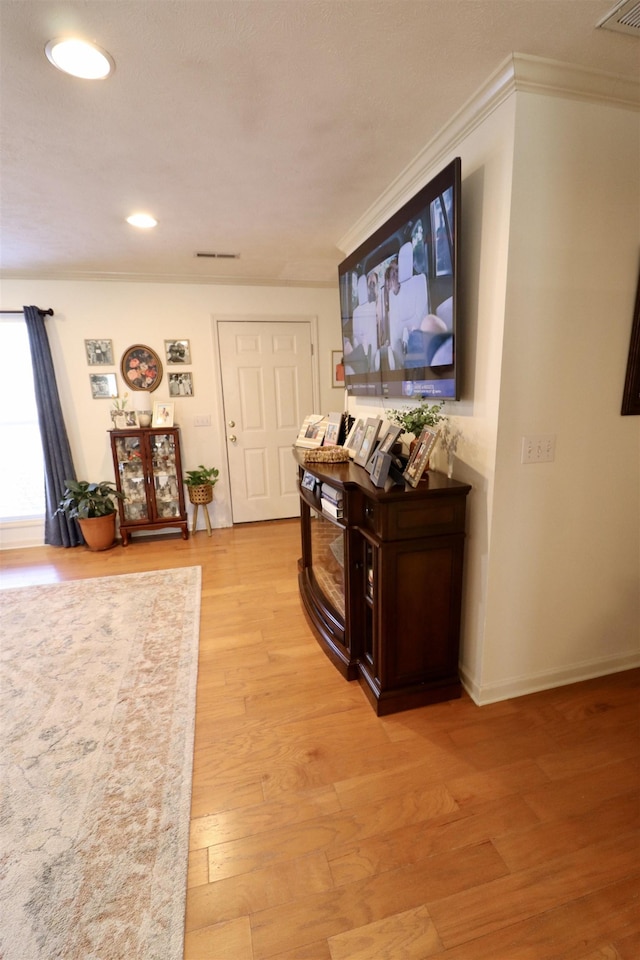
(1, 0, 638, 286)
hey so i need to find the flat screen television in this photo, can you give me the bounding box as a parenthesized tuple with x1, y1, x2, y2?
(338, 157, 461, 399)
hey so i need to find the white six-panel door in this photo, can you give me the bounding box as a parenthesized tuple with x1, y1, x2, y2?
(218, 320, 314, 523)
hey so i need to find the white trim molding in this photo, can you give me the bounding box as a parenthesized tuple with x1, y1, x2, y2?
(460, 651, 640, 706)
(338, 53, 640, 258)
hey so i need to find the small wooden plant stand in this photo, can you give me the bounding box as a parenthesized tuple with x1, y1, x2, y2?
(188, 484, 213, 536)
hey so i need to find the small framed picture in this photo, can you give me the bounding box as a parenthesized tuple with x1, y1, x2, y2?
(124, 410, 139, 428)
(301, 471, 317, 493)
(168, 372, 194, 397)
(85, 339, 114, 365)
(295, 414, 327, 448)
(345, 418, 365, 459)
(403, 427, 440, 487)
(331, 350, 345, 388)
(89, 373, 118, 399)
(152, 400, 175, 428)
(323, 412, 343, 447)
(354, 418, 382, 467)
(165, 340, 191, 364)
(377, 424, 402, 455)
(370, 451, 393, 488)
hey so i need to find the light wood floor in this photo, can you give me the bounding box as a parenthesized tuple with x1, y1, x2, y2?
(2, 522, 639, 959)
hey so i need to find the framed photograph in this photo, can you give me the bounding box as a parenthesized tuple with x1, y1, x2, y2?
(331, 350, 345, 388)
(121, 344, 163, 392)
(168, 372, 194, 397)
(370, 451, 393, 488)
(295, 414, 327, 448)
(301, 471, 317, 493)
(323, 412, 343, 447)
(85, 339, 114, 365)
(164, 339, 191, 364)
(124, 410, 139, 428)
(354, 418, 382, 467)
(403, 427, 440, 487)
(89, 372, 118, 399)
(152, 400, 175, 428)
(377, 424, 402, 455)
(621, 271, 640, 415)
(345, 418, 365, 459)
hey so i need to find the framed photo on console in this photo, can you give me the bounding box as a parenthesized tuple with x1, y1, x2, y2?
(403, 427, 439, 487)
(354, 418, 381, 468)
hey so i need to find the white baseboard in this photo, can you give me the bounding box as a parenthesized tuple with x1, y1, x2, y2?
(460, 651, 640, 706)
(0, 519, 45, 550)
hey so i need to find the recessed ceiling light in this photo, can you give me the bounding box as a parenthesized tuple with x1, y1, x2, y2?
(126, 214, 158, 229)
(45, 38, 114, 79)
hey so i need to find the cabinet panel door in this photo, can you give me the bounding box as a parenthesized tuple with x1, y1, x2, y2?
(114, 434, 150, 523)
(378, 535, 464, 688)
(149, 432, 182, 520)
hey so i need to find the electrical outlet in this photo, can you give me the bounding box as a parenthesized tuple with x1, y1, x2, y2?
(521, 435, 556, 464)
(194, 415, 211, 427)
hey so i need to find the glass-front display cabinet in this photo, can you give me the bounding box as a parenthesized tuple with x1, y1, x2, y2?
(109, 427, 188, 545)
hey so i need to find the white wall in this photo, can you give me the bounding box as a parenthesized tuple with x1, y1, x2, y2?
(0, 278, 341, 544)
(480, 93, 640, 702)
(344, 62, 640, 704)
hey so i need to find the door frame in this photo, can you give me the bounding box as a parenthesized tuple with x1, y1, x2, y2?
(212, 314, 321, 524)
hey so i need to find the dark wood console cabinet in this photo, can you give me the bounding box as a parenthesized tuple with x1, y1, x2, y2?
(294, 449, 471, 715)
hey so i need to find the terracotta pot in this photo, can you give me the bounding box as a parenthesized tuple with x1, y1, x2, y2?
(78, 512, 117, 551)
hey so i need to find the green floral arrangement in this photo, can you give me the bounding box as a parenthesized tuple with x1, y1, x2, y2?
(387, 400, 445, 438)
(112, 392, 128, 412)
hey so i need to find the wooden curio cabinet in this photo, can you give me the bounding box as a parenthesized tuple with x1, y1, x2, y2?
(109, 427, 189, 545)
(294, 448, 471, 715)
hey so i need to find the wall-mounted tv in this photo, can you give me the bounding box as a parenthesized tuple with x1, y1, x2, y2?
(338, 157, 461, 399)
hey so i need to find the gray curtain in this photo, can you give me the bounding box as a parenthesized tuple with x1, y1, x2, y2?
(23, 305, 83, 547)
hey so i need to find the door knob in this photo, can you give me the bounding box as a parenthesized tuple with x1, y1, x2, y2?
(228, 420, 235, 428)
(228, 435, 237, 443)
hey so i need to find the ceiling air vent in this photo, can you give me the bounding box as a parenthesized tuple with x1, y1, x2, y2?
(195, 252, 240, 259)
(597, 0, 640, 36)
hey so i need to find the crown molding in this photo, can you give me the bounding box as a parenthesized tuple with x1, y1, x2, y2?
(338, 53, 640, 257)
(0, 269, 336, 289)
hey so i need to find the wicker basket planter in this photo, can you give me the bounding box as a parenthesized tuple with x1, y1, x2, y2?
(187, 483, 214, 506)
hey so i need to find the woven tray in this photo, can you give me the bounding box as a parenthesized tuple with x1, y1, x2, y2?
(303, 447, 350, 463)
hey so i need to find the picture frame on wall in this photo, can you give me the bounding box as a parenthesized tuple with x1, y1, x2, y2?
(168, 372, 194, 397)
(152, 400, 175, 428)
(85, 339, 114, 365)
(121, 344, 163, 392)
(331, 350, 345, 388)
(621, 270, 640, 416)
(89, 373, 118, 399)
(164, 340, 191, 364)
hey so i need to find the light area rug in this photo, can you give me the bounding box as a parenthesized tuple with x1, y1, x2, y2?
(0, 566, 201, 960)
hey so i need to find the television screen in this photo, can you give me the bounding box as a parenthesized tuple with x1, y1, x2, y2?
(338, 157, 461, 399)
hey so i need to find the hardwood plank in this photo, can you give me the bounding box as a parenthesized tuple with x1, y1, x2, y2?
(327, 904, 443, 959)
(3, 526, 638, 960)
(427, 832, 640, 949)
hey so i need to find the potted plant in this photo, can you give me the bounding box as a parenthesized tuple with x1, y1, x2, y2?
(184, 465, 219, 506)
(387, 400, 445, 443)
(57, 479, 125, 551)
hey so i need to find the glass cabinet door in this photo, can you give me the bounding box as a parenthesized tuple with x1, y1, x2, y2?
(309, 510, 346, 620)
(114, 435, 149, 522)
(150, 433, 182, 519)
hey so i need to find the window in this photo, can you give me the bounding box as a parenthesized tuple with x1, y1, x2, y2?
(0, 319, 45, 520)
